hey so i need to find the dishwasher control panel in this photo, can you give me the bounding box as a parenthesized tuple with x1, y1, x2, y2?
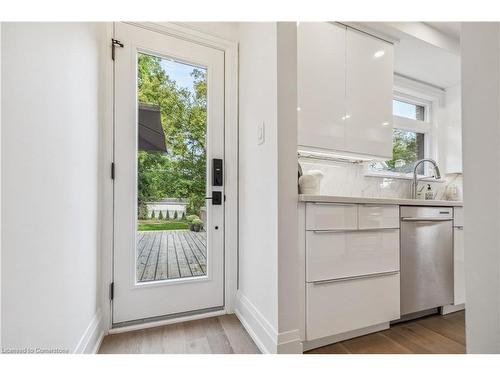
(400, 206, 453, 221)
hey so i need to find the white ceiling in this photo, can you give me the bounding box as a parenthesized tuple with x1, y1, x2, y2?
(424, 22, 461, 41)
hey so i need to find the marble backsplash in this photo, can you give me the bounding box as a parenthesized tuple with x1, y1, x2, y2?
(299, 158, 463, 201)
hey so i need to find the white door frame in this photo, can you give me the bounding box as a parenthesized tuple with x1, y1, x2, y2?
(99, 22, 238, 333)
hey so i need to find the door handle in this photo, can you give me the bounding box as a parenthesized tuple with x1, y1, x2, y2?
(312, 271, 400, 285)
(312, 202, 357, 206)
(206, 191, 222, 205)
(401, 217, 453, 222)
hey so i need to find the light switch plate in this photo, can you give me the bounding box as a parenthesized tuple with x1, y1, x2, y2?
(258, 121, 265, 145)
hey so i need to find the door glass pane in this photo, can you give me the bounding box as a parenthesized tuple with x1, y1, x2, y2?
(136, 52, 207, 283)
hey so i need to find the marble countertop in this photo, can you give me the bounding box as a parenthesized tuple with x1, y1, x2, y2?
(299, 194, 463, 207)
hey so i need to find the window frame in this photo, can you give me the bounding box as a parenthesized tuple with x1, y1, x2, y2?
(393, 92, 433, 175)
(366, 85, 437, 179)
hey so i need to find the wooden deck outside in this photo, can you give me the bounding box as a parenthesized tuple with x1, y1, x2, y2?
(136, 230, 207, 282)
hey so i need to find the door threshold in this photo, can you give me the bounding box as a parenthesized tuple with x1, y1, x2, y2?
(109, 306, 225, 334)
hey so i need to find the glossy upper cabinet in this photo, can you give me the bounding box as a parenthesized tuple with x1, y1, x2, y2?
(298, 22, 346, 151)
(297, 23, 394, 159)
(345, 29, 393, 158)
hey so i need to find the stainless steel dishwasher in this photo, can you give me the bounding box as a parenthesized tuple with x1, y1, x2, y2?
(400, 206, 454, 316)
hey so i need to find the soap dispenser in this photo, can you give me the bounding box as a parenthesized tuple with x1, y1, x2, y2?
(425, 184, 434, 200)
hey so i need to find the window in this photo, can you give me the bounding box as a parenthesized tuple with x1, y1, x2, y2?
(385, 129, 425, 174)
(369, 95, 430, 176)
(393, 99, 425, 121)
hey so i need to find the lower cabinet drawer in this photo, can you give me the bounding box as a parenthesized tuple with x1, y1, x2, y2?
(306, 273, 400, 341)
(306, 229, 399, 282)
(358, 204, 399, 229)
(306, 203, 358, 231)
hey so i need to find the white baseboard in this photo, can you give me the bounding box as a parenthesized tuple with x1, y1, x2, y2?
(91, 331, 105, 354)
(234, 291, 302, 354)
(441, 303, 465, 315)
(235, 291, 276, 353)
(74, 309, 104, 354)
(277, 329, 303, 354)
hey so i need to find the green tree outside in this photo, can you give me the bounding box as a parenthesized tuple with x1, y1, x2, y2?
(386, 129, 423, 173)
(137, 53, 207, 217)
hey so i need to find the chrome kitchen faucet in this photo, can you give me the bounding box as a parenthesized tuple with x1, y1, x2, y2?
(411, 159, 442, 199)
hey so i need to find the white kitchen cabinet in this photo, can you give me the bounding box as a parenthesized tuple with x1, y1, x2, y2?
(358, 204, 399, 229)
(300, 200, 401, 348)
(298, 22, 346, 152)
(306, 229, 399, 282)
(454, 226, 465, 305)
(306, 273, 400, 341)
(452, 207, 465, 306)
(345, 28, 393, 158)
(454, 207, 464, 227)
(297, 23, 394, 159)
(306, 202, 357, 231)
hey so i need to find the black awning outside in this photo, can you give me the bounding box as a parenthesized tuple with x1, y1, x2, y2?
(138, 103, 167, 153)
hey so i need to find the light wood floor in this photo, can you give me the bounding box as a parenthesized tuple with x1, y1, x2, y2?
(98, 314, 260, 354)
(306, 311, 466, 354)
(98, 311, 465, 354)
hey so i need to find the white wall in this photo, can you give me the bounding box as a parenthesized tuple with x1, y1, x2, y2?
(444, 84, 462, 173)
(276, 23, 301, 353)
(237, 22, 279, 352)
(461, 22, 500, 353)
(1, 23, 103, 353)
(237, 22, 301, 354)
(436, 82, 463, 174)
(0, 22, 2, 347)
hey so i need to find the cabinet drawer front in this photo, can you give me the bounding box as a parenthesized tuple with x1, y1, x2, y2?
(306, 273, 400, 341)
(358, 204, 399, 229)
(306, 229, 400, 282)
(454, 207, 464, 227)
(306, 203, 357, 230)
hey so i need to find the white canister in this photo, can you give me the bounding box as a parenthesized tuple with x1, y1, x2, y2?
(299, 170, 324, 195)
(446, 184, 460, 201)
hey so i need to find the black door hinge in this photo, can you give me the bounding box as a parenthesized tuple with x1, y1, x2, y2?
(111, 162, 115, 180)
(110, 282, 114, 301)
(111, 38, 124, 61)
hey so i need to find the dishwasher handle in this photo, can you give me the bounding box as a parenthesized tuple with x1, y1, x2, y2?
(401, 217, 453, 222)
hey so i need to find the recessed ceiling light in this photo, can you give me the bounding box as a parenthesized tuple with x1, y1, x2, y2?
(373, 50, 385, 58)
